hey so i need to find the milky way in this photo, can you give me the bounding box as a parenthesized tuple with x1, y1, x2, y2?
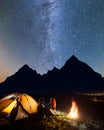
(0, 0, 104, 82)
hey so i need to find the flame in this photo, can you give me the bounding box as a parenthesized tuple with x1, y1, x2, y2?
(67, 100, 78, 119)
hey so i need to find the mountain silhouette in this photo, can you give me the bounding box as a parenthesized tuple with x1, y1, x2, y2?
(0, 55, 104, 97)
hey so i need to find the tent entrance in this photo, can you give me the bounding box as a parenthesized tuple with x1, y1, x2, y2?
(15, 104, 28, 120)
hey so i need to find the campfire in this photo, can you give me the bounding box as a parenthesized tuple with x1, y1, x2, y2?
(67, 99, 79, 119)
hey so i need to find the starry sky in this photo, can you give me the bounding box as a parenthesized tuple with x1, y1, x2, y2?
(0, 0, 104, 82)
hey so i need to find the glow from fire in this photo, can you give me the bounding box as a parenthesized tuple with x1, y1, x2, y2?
(67, 100, 78, 119)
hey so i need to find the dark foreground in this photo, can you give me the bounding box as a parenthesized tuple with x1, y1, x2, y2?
(0, 93, 104, 130)
(0, 113, 104, 130)
(0, 115, 79, 130)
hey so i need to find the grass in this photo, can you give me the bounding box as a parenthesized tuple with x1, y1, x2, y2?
(0, 110, 104, 130)
(0, 111, 79, 130)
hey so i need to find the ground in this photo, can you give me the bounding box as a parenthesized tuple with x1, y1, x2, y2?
(0, 93, 104, 130)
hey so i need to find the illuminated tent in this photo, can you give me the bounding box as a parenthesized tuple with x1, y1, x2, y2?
(0, 92, 38, 120)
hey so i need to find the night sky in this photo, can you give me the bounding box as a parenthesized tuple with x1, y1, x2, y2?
(0, 0, 104, 82)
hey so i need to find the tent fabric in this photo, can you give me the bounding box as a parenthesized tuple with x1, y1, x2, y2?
(0, 93, 38, 120)
(0, 93, 19, 111)
(20, 94, 38, 114)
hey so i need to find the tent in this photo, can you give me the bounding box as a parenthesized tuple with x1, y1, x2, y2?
(0, 92, 38, 120)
